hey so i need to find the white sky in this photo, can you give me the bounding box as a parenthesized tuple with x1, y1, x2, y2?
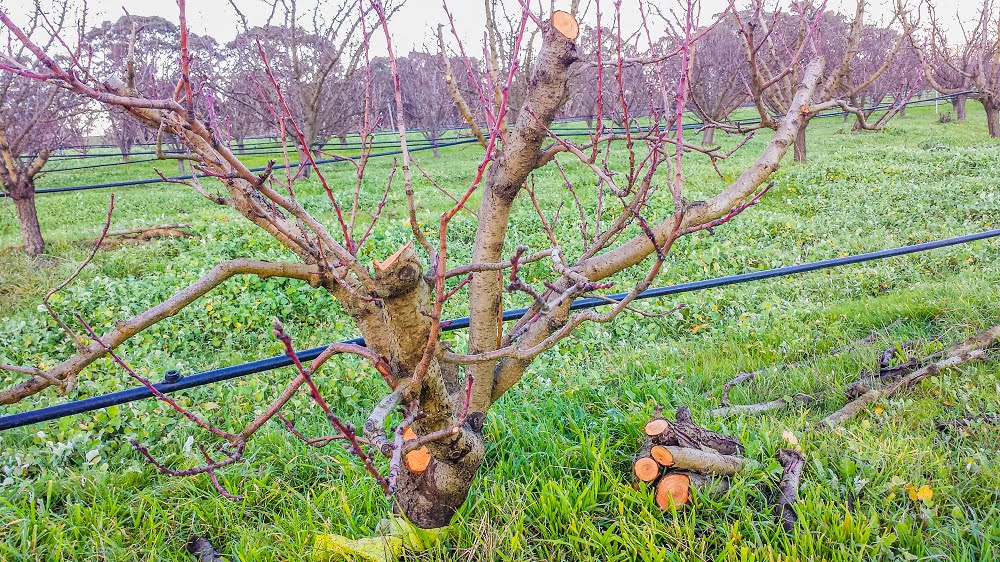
(6, 0, 986, 54)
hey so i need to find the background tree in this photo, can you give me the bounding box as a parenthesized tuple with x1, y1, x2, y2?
(392, 51, 462, 157)
(687, 15, 748, 145)
(227, 0, 399, 172)
(914, 0, 999, 135)
(0, 0, 86, 256)
(86, 14, 219, 164)
(845, 22, 922, 130)
(733, 0, 912, 162)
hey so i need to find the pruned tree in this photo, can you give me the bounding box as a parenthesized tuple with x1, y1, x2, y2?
(0, 0, 865, 530)
(0, 0, 87, 256)
(392, 51, 462, 157)
(566, 22, 668, 130)
(687, 14, 749, 145)
(226, 0, 399, 172)
(845, 21, 922, 130)
(731, 0, 913, 163)
(913, 0, 999, 136)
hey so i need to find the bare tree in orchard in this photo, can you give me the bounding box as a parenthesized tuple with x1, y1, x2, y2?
(392, 51, 462, 157)
(731, 0, 912, 163)
(844, 21, 922, 130)
(0, 0, 87, 256)
(0, 0, 911, 529)
(227, 0, 399, 174)
(687, 14, 748, 145)
(85, 15, 219, 162)
(913, 0, 999, 136)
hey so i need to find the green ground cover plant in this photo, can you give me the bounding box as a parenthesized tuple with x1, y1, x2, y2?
(0, 105, 998, 561)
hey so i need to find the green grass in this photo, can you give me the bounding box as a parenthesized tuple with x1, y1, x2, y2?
(1, 105, 999, 561)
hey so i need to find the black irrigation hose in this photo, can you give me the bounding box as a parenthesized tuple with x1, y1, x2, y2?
(40, 138, 459, 174)
(1, 226, 998, 431)
(45, 136, 466, 162)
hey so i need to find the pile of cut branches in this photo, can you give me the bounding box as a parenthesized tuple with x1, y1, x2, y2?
(632, 406, 745, 509)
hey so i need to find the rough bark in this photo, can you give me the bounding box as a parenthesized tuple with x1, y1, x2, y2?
(10, 183, 44, 255)
(953, 94, 967, 121)
(774, 449, 804, 531)
(394, 423, 485, 528)
(701, 126, 715, 146)
(792, 125, 806, 164)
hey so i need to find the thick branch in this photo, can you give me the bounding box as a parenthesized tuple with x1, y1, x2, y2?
(0, 259, 324, 404)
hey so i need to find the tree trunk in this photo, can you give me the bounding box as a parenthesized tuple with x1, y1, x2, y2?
(394, 428, 485, 528)
(11, 183, 45, 256)
(701, 127, 715, 146)
(953, 94, 967, 121)
(297, 145, 311, 178)
(985, 100, 1000, 138)
(899, 105, 907, 119)
(793, 126, 807, 163)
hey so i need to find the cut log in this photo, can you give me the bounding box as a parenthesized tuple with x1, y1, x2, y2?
(657, 445, 744, 476)
(402, 426, 431, 473)
(650, 445, 673, 467)
(633, 456, 660, 483)
(654, 470, 729, 509)
(644, 418, 669, 437)
(655, 472, 690, 508)
(668, 406, 745, 456)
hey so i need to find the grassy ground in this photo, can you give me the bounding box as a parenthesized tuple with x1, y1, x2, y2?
(1, 105, 999, 561)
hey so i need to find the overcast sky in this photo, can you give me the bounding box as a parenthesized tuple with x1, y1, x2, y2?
(6, 0, 986, 55)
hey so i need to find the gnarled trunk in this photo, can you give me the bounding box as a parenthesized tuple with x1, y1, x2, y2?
(984, 99, 1000, 138)
(10, 180, 45, 256)
(394, 410, 485, 528)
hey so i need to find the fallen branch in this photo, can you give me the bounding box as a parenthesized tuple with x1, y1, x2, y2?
(774, 449, 805, 532)
(818, 324, 1000, 429)
(647, 406, 745, 456)
(713, 320, 902, 406)
(711, 394, 814, 418)
(936, 413, 1000, 431)
(96, 224, 196, 244)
